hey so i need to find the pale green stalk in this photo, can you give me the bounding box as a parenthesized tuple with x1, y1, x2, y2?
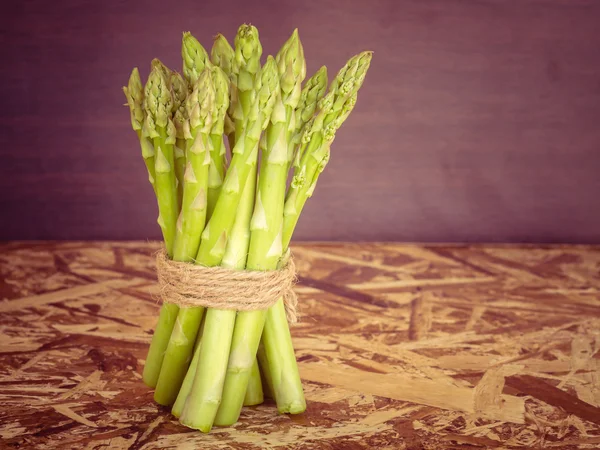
(231, 25, 262, 140)
(140, 67, 178, 387)
(177, 58, 280, 432)
(284, 51, 372, 247)
(256, 343, 274, 398)
(283, 95, 358, 247)
(210, 31, 306, 425)
(211, 34, 237, 152)
(207, 66, 229, 220)
(141, 34, 212, 390)
(123, 68, 157, 196)
(124, 68, 176, 391)
(243, 359, 264, 406)
(211, 34, 235, 77)
(263, 55, 369, 411)
(214, 29, 307, 426)
(173, 165, 259, 419)
(215, 96, 289, 425)
(288, 66, 328, 168)
(247, 29, 311, 417)
(237, 160, 263, 408)
(172, 311, 206, 418)
(175, 33, 263, 423)
(173, 106, 188, 206)
(229, 25, 265, 409)
(182, 32, 211, 85)
(170, 71, 188, 206)
(171, 62, 234, 419)
(153, 70, 217, 406)
(151, 58, 172, 81)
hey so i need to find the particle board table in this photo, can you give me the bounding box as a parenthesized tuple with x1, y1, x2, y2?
(0, 242, 599, 449)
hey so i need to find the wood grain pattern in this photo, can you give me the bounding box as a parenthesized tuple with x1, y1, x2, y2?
(2, 0, 600, 242)
(1, 241, 599, 449)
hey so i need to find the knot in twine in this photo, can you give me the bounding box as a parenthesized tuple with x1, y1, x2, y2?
(155, 249, 298, 323)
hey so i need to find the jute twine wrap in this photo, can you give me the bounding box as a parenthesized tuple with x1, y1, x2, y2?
(155, 249, 299, 323)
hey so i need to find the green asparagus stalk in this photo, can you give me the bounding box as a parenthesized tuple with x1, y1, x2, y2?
(207, 66, 229, 220)
(179, 57, 280, 432)
(169, 71, 189, 205)
(284, 52, 372, 247)
(266, 69, 367, 414)
(174, 30, 263, 422)
(269, 66, 369, 407)
(123, 68, 157, 196)
(143, 65, 177, 249)
(141, 34, 211, 389)
(147, 32, 215, 405)
(214, 29, 306, 426)
(171, 43, 238, 417)
(256, 343, 275, 398)
(288, 66, 328, 166)
(173, 104, 188, 186)
(183, 34, 228, 215)
(248, 29, 308, 416)
(217, 50, 371, 421)
(151, 58, 172, 81)
(140, 66, 178, 387)
(171, 311, 206, 418)
(211, 34, 235, 76)
(231, 25, 262, 140)
(228, 25, 266, 410)
(211, 33, 236, 154)
(232, 136, 263, 408)
(243, 359, 264, 406)
(172, 163, 259, 418)
(154, 69, 217, 405)
(182, 32, 211, 86)
(172, 70, 214, 262)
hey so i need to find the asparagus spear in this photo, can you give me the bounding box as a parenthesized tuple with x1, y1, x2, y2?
(179, 57, 280, 432)
(284, 52, 372, 247)
(214, 29, 307, 426)
(243, 359, 264, 406)
(211, 34, 235, 76)
(143, 64, 177, 252)
(169, 68, 231, 410)
(216, 50, 371, 422)
(171, 70, 215, 262)
(182, 32, 211, 86)
(249, 66, 328, 403)
(140, 66, 179, 387)
(141, 34, 212, 389)
(172, 160, 259, 418)
(207, 66, 229, 220)
(169, 71, 189, 206)
(151, 58, 172, 81)
(226, 25, 267, 409)
(175, 29, 265, 419)
(257, 59, 370, 405)
(211, 34, 236, 149)
(123, 68, 157, 195)
(231, 25, 262, 140)
(154, 69, 218, 405)
(288, 66, 328, 166)
(171, 310, 206, 418)
(256, 342, 275, 398)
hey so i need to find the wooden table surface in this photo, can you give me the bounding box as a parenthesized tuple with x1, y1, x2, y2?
(0, 242, 599, 449)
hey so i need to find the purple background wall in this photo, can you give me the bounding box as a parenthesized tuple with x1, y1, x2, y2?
(2, 0, 600, 242)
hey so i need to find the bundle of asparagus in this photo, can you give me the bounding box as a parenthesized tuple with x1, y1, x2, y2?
(123, 24, 372, 432)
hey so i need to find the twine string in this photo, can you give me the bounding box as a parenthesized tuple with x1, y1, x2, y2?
(155, 249, 298, 323)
